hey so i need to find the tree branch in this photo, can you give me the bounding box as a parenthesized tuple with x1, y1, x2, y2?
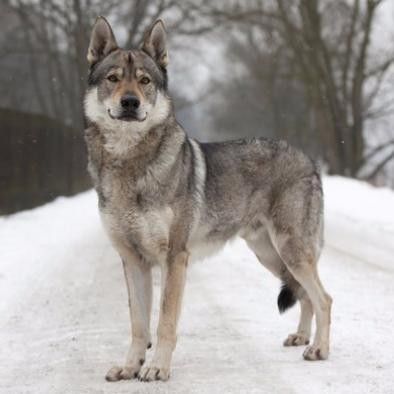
(363, 150, 394, 180)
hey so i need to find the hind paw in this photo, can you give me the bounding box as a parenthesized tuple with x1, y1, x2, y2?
(303, 344, 329, 361)
(283, 333, 310, 347)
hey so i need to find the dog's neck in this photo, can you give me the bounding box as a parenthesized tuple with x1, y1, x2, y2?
(85, 114, 186, 184)
(98, 114, 174, 160)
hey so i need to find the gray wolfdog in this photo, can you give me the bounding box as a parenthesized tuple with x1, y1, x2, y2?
(84, 17, 332, 382)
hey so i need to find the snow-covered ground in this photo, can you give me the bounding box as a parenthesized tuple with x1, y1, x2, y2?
(1, 176, 394, 394)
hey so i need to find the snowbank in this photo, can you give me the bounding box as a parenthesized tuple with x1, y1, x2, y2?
(323, 176, 394, 271)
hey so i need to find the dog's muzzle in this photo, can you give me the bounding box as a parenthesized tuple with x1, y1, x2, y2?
(107, 93, 147, 122)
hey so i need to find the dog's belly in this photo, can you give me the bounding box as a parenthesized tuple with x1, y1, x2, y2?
(188, 238, 227, 263)
(187, 222, 235, 263)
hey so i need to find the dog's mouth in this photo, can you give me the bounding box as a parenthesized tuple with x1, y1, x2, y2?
(107, 109, 146, 122)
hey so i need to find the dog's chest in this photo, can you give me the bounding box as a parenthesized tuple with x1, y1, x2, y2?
(99, 184, 174, 264)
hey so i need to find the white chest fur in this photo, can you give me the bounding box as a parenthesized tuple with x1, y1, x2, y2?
(100, 206, 174, 265)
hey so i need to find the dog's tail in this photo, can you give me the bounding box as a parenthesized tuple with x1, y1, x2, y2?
(277, 281, 298, 313)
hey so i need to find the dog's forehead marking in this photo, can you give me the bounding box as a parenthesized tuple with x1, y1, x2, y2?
(120, 51, 136, 80)
(123, 51, 133, 65)
(123, 50, 135, 64)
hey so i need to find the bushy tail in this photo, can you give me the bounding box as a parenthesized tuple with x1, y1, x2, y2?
(277, 282, 297, 313)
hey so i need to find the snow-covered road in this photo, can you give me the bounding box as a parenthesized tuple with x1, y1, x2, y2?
(1, 177, 394, 394)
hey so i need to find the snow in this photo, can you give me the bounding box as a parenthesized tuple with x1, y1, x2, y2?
(323, 176, 394, 272)
(1, 176, 394, 394)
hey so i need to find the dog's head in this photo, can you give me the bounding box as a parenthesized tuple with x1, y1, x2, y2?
(84, 17, 171, 141)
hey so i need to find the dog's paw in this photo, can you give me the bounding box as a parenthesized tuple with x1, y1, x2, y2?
(138, 364, 170, 382)
(303, 344, 329, 361)
(105, 361, 144, 381)
(283, 333, 310, 347)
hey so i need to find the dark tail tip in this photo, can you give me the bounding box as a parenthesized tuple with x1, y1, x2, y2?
(278, 283, 297, 314)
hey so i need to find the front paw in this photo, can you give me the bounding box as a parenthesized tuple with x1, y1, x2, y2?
(303, 344, 329, 361)
(283, 333, 310, 347)
(138, 364, 170, 382)
(105, 359, 145, 381)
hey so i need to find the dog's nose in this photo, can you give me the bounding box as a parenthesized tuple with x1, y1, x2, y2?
(120, 94, 140, 109)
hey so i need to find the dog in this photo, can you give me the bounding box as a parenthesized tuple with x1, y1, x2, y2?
(84, 16, 332, 382)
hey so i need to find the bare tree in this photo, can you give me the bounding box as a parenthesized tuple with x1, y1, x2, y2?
(204, 0, 394, 177)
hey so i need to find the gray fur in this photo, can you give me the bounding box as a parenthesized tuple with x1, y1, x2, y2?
(84, 17, 332, 383)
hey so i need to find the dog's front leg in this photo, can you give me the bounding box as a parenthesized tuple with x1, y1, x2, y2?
(139, 250, 188, 382)
(106, 248, 152, 381)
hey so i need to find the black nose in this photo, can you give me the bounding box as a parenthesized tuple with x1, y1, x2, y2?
(120, 94, 140, 109)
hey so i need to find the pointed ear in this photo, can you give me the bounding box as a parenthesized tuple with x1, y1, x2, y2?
(141, 19, 168, 68)
(87, 16, 118, 66)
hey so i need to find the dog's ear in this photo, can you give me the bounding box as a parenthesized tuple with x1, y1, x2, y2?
(87, 16, 118, 66)
(141, 19, 168, 68)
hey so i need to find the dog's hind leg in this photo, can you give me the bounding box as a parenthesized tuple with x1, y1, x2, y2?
(106, 246, 152, 381)
(283, 295, 313, 347)
(277, 240, 332, 360)
(244, 227, 313, 347)
(270, 176, 332, 360)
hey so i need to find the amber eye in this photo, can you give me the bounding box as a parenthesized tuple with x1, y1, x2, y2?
(140, 76, 150, 85)
(107, 74, 119, 83)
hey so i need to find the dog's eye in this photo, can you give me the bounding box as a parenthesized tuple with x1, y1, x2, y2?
(107, 75, 119, 83)
(140, 77, 150, 85)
